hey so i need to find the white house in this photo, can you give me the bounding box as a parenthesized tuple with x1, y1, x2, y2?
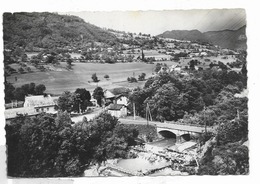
(170, 64, 182, 72)
(107, 104, 127, 118)
(24, 95, 56, 113)
(114, 94, 128, 106)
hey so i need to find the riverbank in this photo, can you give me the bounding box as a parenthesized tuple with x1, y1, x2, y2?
(84, 141, 199, 177)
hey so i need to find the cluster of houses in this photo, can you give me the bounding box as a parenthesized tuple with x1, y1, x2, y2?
(4, 89, 130, 124)
(103, 89, 129, 118)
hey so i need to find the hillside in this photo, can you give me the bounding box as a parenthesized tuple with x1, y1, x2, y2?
(204, 26, 247, 50)
(158, 29, 207, 42)
(158, 26, 247, 50)
(3, 12, 117, 51)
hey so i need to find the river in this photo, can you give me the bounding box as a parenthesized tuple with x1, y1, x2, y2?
(147, 138, 176, 148)
(116, 157, 169, 173)
(85, 138, 197, 176)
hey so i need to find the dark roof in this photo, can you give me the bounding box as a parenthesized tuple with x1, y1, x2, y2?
(108, 104, 125, 111)
(115, 94, 128, 99)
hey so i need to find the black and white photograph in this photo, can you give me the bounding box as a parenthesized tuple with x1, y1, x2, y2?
(1, 0, 259, 183)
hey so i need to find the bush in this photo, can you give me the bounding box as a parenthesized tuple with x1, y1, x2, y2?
(92, 73, 99, 82)
(104, 74, 109, 79)
(127, 77, 137, 83)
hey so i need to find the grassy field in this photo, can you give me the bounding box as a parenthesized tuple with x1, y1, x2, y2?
(7, 61, 174, 94)
(124, 49, 171, 60)
(176, 55, 237, 69)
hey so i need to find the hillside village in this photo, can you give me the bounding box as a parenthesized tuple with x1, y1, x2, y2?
(4, 32, 246, 122)
(3, 12, 248, 177)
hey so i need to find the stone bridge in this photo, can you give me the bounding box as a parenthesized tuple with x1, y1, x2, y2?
(156, 123, 212, 143)
(119, 118, 215, 143)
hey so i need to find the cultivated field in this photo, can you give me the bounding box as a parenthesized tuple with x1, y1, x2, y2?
(176, 55, 237, 68)
(7, 61, 174, 94)
(124, 49, 171, 61)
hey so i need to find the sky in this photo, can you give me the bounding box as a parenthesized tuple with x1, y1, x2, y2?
(60, 9, 246, 36)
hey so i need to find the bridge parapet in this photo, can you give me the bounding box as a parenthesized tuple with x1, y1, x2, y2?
(164, 121, 205, 128)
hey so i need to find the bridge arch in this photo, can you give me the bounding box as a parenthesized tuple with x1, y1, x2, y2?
(180, 133, 191, 142)
(158, 130, 176, 139)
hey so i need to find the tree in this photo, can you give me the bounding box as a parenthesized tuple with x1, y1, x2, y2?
(27, 67, 31, 72)
(104, 74, 109, 80)
(74, 88, 91, 113)
(138, 73, 146, 81)
(66, 58, 73, 69)
(5, 112, 84, 177)
(4, 82, 15, 103)
(127, 77, 137, 83)
(217, 108, 248, 145)
(28, 82, 36, 94)
(18, 67, 24, 73)
(93, 87, 104, 107)
(57, 91, 76, 112)
(35, 84, 46, 95)
(189, 60, 195, 70)
(154, 63, 162, 73)
(145, 83, 188, 121)
(88, 112, 138, 163)
(241, 63, 247, 76)
(92, 73, 99, 82)
(13, 87, 27, 101)
(66, 58, 73, 66)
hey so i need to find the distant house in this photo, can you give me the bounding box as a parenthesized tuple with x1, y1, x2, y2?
(107, 104, 127, 118)
(170, 64, 182, 72)
(107, 47, 113, 52)
(90, 98, 99, 107)
(200, 52, 208, 56)
(24, 95, 56, 113)
(114, 94, 129, 106)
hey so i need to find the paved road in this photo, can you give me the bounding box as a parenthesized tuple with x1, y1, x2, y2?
(119, 118, 214, 133)
(71, 108, 104, 123)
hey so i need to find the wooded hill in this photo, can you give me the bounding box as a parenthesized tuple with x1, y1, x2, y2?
(3, 12, 117, 51)
(158, 26, 247, 50)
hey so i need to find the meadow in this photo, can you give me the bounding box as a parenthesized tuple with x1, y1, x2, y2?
(7, 61, 174, 94)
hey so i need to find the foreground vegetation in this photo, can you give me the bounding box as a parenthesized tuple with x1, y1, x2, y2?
(128, 65, 248, 175)
(5, 112, 139, 177)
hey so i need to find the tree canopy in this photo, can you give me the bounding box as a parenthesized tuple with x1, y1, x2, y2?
(93, 87, 104, 107)
(6, 111, 139, 177)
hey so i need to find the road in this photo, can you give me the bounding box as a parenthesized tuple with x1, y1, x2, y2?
(71, 108, 104, 123)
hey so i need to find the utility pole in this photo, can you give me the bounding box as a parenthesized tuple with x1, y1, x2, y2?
(237, 109, 240, 120)
(146, 103, 148, 126)
(204, 106, 207, 134)
(146, 103, 152, 126)
(133, 102, 136, 120)
(148, 104, 152, 122)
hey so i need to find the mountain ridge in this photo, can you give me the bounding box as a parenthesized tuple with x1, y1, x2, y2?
(158, 26, 247, 50)
(3, 12, 117, 51)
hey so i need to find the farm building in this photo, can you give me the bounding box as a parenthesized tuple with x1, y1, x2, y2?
(24, 95, 56, 113)
(4, 107, 40, 124)
(107, 104, 127, 118)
